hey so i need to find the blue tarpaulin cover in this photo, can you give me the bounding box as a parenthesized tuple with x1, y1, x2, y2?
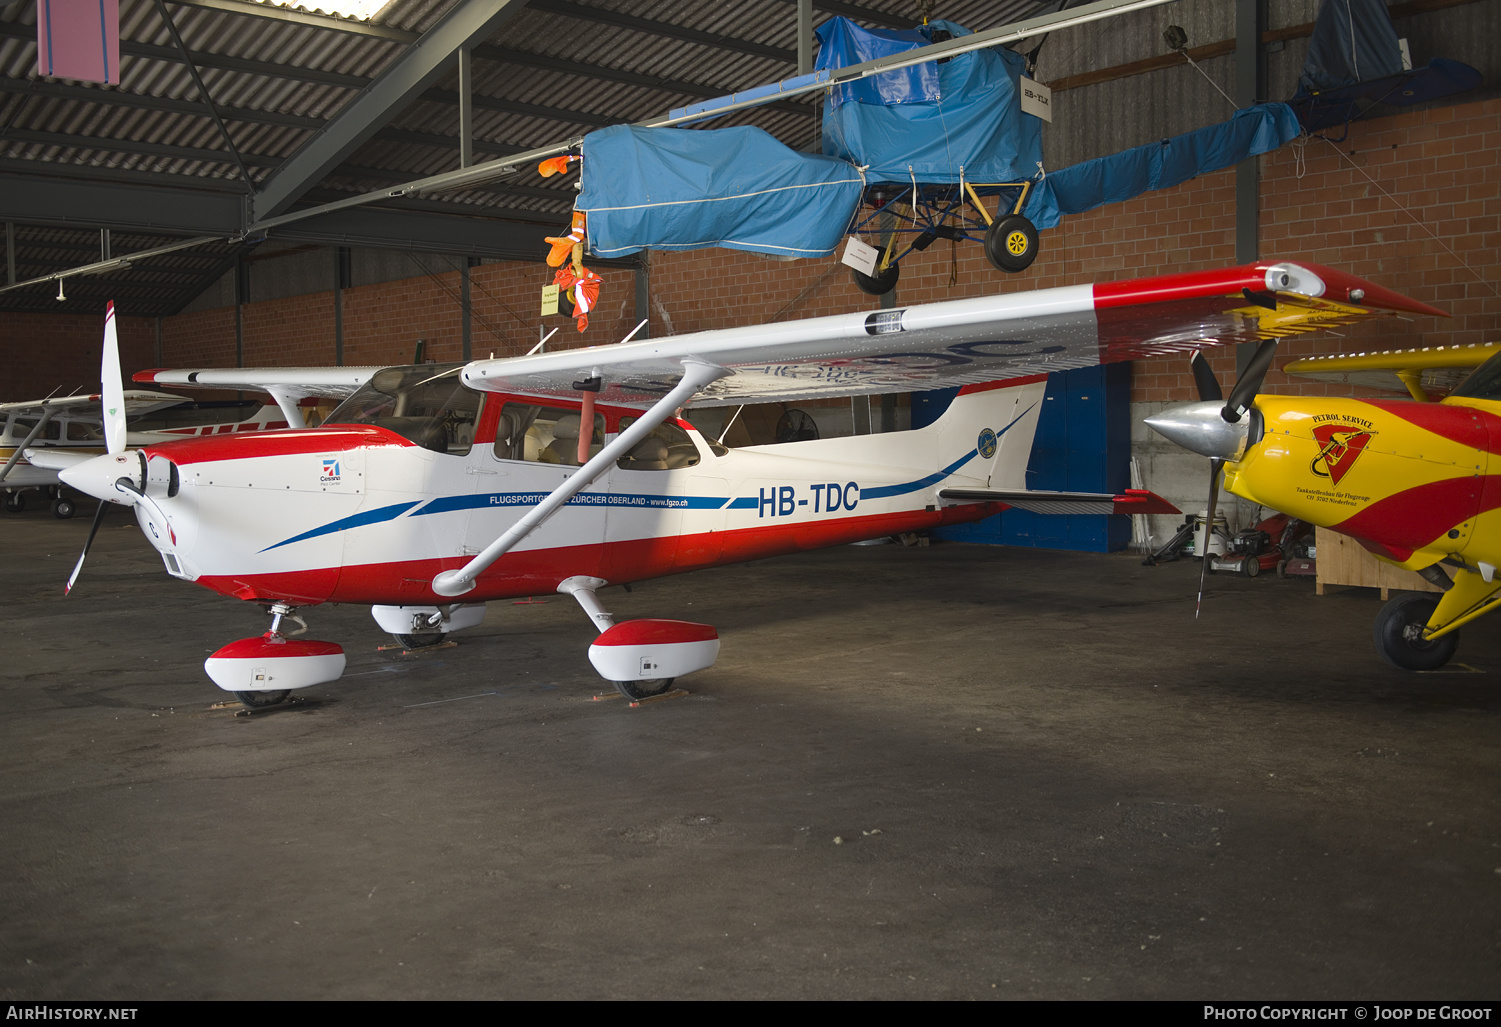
(816, 18, 1043, 184)
(577, 124, 865, 259)
(1021, 103, 1302, 230)
(1298, 0, 1404, 94)
(1287, 0, 1481, 131)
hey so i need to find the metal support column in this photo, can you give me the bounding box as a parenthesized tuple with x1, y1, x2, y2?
(1234, 0, 1265, 265)
(461, 256, 475, 361)
(1235, 0, 1267, 377)
(234, 253, 248, 368)
(634, 259, 650, 340)
(797, 0, 819, 150)
(334, 246, 350, 366)
(457, 47, 474, 170)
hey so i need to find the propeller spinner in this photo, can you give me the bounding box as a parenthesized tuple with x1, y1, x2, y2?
(1144, 342, 1279, 618)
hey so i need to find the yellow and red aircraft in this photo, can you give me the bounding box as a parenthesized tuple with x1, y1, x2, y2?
(1148, 337, 1501, 671)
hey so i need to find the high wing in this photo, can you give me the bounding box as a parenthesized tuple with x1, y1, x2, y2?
(1282, 341, 1500, 401)
(0, 390, 187, 420)
(460, 261, 1445, 406)
(130, 367, 382, 401)
(131, 367, 383, 427)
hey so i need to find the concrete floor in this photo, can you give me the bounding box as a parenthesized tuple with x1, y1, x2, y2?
(2, 503, 1498, 1001)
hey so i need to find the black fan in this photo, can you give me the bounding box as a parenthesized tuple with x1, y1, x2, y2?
(775, 408, 818, 443)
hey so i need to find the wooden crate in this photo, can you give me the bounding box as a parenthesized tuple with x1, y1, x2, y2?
(1314, 526, 1443, 598)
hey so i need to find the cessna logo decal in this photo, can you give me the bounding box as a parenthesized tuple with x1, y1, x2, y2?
(977, 428, 998, 459)
(1310, 421, 1377, 486)
(320, 458, 341, 484)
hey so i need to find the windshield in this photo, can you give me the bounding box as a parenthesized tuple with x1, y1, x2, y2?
(324, 364, 483, 454)
(1450, 349, 1501, 402)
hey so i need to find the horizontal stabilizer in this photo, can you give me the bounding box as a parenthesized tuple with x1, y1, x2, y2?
(938, 487, 1180, 517)
(1282, 342, 1500, 399)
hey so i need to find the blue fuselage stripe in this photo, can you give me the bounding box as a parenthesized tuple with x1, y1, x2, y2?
(260, 501, 420, 553)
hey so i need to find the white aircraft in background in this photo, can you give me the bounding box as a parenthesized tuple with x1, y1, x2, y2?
(39, 262, 1443, 708)
(2, 304, 321, 517)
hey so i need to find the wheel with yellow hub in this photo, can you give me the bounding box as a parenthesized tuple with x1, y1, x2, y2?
(985, 214, 1039, 274)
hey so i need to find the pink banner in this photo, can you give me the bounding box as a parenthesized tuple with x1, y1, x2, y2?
(37, 0, 120, 85)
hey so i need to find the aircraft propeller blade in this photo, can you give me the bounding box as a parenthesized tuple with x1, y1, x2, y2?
(64, 499, 109, 596)
(1189, 350, 1223, 403)
(101, 301, 126, 456)
(1222, 339, 1279, 424)
(1195, 457, 1224, 620)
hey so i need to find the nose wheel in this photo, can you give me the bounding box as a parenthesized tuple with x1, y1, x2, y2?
(236, 689, 291, 708)
(613, 677, 676, 701)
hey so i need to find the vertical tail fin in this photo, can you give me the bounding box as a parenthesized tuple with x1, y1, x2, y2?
(926, 377, 1047, 489)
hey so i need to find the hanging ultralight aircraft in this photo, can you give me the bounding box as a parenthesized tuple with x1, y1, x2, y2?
(37, 262, 1443, 708)
(1147, 336, 1501, 672)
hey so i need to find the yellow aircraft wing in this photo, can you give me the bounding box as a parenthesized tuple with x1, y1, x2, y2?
(1282, 342, 1501, 401)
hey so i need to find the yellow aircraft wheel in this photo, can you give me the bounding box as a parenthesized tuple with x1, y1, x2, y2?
(985, 214, 1039, 274)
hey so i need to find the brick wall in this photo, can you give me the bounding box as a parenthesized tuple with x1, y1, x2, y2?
(3, 97, 1493, 405)
(0, 310, 157, 401)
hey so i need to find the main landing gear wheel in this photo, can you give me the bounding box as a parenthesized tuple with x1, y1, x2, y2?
(51, 497, 76, 519)
(1373, 592, 1459, 671)
(984, 214, 1039, 273)
(394, 633, 447, 649)
(235, 689, 291, 709)
(852, 262, 899, 296)
(613, 678, 675, 701)
(4, 492, 24, 513)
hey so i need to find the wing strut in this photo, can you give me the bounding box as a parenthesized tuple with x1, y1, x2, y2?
(432, 359, 731, 597)
(0, 406, 57, 483)
(265, 388, 308, 430)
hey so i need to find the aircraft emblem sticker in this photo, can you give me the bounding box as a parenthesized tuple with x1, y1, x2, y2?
(320, 458, 342, 484)
(1309, 418, 1377, 486)
(977, 428, 998, 459)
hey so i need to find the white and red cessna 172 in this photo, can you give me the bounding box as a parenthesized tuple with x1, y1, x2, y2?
(37, 262, 1444, 708)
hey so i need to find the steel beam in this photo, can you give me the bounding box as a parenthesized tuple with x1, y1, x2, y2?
(268, 206, 549, 261)
(0, 173, 557, 260)
(0, 173, 242, 235)
(0, 77, 324, 130)
(251, 0, 533, 223)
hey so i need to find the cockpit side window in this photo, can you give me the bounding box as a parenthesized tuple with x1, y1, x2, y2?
(1451, 350, 1501, 402)
(323, 364, 483, 455)
(14, 417, 62, 441)
(616, 417, 702, 470)
(493, 402, 604, 466)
